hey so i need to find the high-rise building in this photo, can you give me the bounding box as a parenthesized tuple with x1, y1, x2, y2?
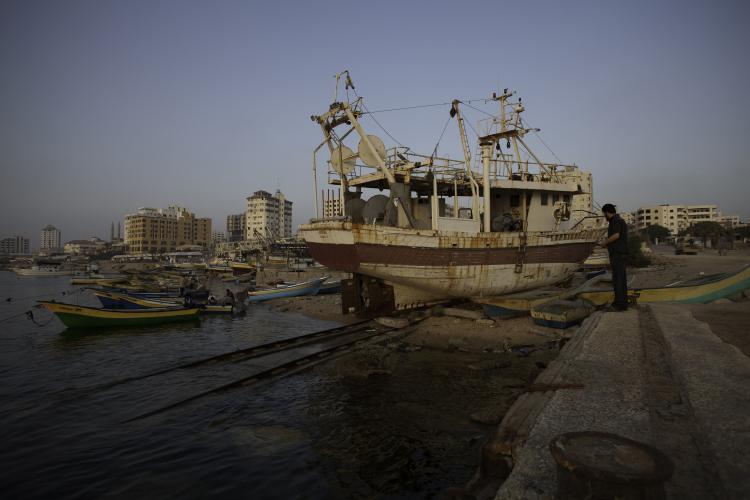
(212, 231, 226, 243)
(0, 236, 30, 254)
(40, 225, 61, 252)
(226, 213, 246, 242)
(245, 190, 293, 241)
(124, 205, 211, 254)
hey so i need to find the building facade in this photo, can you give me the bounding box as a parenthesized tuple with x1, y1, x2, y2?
(124, 206, 211, 254)
(0, 236, 30, 254)
(245, 190, 293, 241)
(635, 203, 740, 235)
(226, 213, 246, 242)
(718, 215, 742, 228)
(557, 166, 595, 228)
(636, 205, 689, 235)
(40, 225, 61, 252)
(64, 237, 108, 256)
(686, 204, 719, 224)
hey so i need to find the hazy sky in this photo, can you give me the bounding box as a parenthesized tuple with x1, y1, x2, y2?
(2, 0, 749, 247)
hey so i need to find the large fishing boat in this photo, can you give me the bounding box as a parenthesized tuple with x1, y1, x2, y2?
(298, 72, 603, 314)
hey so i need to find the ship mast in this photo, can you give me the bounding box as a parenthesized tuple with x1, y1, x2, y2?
(450, 101, 480, 224)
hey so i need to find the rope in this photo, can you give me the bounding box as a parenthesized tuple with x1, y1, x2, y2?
(0, 304, 44, 325)
(3, 288, 80, 303)
(0, 310, 34, 323)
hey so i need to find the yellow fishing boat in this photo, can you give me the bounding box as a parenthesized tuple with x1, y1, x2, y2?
(38, 301, 200, 329)
(578, 265, 750, 306)
(477, 265, 750, 317)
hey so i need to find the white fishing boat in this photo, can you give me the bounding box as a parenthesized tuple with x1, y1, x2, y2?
(298, 72, 603, 314)
(12, 265, 73, 277)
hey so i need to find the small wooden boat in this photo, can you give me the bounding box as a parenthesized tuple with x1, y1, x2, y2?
(229, 262, 255, 276)
(477, 289, 563, 318)
(90, 289, 232, 314)
(71, 275, 127, 286)
(246, 276, 327, 303)
(13, 266, 73, 277)
(37, 301, 200, 329)
(99, 286, 181, 299)
(530, 299, 596, 329)
(201, 304, 233, 314)
(317, 279, 342, 295)
(89, 289, 181, 309)
(476, 265, 750, 316)
(577, 264, 750, 306)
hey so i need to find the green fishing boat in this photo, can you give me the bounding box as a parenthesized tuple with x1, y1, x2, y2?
(38, 301, 200, 329)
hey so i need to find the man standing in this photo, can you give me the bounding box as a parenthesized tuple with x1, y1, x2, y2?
(600, 204, 629, 311)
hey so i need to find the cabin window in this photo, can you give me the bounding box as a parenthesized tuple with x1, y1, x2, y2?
(541, 192, 548, 206)
(552, 193, 559, 204)
(458, 208, 473, 219)
(510, 194, 520, 207)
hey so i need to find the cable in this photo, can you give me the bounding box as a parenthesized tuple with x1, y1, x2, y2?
(357, 95, 405, 147)
(460, 101, 496, 118)
(431, 114, 453, 158)
(523, 117, 563, 165)
(360, 98, 490, 115)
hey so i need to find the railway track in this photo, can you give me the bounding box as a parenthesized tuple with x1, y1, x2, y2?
(112, 319, 413, 422)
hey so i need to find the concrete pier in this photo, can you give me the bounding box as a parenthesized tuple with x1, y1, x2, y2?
(484, 304, 750, 500)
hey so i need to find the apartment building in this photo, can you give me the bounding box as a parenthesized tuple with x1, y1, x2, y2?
(226, 213, 246, 242)
(635, 205, 689, 235)
(245, 190, 293, 241)
(635, 203, 741, 235)
(0, 236, 30, 254)
(124, 205, 211, 254)
(40, 225, 61, 252)
(686, 204, 719, 223)
(63, 237, 107, 256)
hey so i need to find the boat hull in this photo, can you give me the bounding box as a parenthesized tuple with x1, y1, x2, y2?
(13, 268, 72, 277)
(38, 301, 200, 329)
(246, 278, 325, 303)
(299, 221, 599, 309)
(578, 265, 750, 306)
(90, 290, 180, 310)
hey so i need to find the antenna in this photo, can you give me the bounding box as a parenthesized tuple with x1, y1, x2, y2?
(330, 145, 356, 174)
(357, 135, 386, 167)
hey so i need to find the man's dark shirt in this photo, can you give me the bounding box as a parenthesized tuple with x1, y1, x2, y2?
(607, 214, 628, 255)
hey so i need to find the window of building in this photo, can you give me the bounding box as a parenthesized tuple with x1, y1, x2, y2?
(541, 192, 548, 206)
(510, 194, 520, 207)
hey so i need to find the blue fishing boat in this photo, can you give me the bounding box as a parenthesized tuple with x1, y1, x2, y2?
(317, 278, 342, 295)
(89, 289, 181, 309)
(246, 276, 327, 303)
